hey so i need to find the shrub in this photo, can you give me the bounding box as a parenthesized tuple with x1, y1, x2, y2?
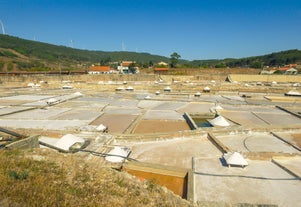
(7, 62, 13, 71)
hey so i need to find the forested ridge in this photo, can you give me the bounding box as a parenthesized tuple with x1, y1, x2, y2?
(191, 49, 301, 68)
(0, 35, 169, 71)
(0, 34, 300, 72)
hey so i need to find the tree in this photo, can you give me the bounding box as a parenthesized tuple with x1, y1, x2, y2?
(149, 60, 154, 67)
(129, 63, 138, 74)
(215, 62, 226, 68)
(169, 52, 181, 68)
(251, 61, 263, 69)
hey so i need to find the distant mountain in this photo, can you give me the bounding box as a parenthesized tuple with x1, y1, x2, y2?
(0, 34, 300, 72)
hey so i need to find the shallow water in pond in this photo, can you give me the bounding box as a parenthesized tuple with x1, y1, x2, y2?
(192, 118, 213, 127)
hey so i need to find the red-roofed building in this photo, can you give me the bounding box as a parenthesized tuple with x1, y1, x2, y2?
(276, 67, 298, 75)
(278, 67, 289, 71)
(89, 66, 112, 74)
(154, 67, 169, 74)
(279, 64, 299, 71)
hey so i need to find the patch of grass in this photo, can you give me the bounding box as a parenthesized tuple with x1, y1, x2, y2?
(146, 178, 158, 192)
(0, 149, 191, 207)
(8, 170, 28, 180)
(0, 50, 18, 58)
(115, 176, 128, 188)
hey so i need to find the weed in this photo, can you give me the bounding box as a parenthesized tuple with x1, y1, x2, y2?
(115, 176, 127, 188)
(8, 170, 28, 180)
(146, 178, 159, 192)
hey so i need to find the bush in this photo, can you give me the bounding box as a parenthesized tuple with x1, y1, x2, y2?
(0, 61, 4, 71)
(7, 62, 13, 71)
(0, 50, 18, 57)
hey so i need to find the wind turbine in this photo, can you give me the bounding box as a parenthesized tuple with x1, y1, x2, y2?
(0, 19, 5, 35)
(70, 39, 74, 48)
(122, 41, 126, 51)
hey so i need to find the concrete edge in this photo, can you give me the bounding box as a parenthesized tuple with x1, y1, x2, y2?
(0, 107, 35, 117)
(276, 105, 301, 119)
(183, 112, 198, 130)
(207, 132, 230, 153)
(271, 158, 301, 179)
(186, 169, 194, 203)
(271, 132, 301, 152)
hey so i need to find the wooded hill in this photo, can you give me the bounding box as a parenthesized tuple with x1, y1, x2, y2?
(0, 34, 300, 72)
(190, 49, 301, 68)
(0, 35, 169, 72)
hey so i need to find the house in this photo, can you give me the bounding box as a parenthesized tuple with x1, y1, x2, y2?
(117, 61, 136, 74)
(275, 67, 298, 75)
(285, 68, 298, 75)
(89, 66, 112, 74)
(154, 67, 169, 74)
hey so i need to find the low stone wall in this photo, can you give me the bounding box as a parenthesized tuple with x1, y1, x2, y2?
(0, 74, 160, 84)
(0, 73, 233, 85)
(228, 74, 301, 83)
(5, 135, 40, 150)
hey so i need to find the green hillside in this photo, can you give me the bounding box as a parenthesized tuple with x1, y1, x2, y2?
(0, 34, 169, 72)
(0, 34, 300, 72)
(191, 50, 301, 68)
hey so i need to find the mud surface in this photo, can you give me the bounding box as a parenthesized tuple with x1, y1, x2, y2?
(133, 120, 191, 134)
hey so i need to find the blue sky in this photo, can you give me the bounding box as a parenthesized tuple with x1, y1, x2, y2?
(1, 0, 301, 60)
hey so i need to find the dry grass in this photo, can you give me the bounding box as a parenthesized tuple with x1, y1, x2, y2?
(0, 149, 192, 207)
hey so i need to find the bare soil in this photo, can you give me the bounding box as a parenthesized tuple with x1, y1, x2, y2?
(133, 120, 191, 134)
